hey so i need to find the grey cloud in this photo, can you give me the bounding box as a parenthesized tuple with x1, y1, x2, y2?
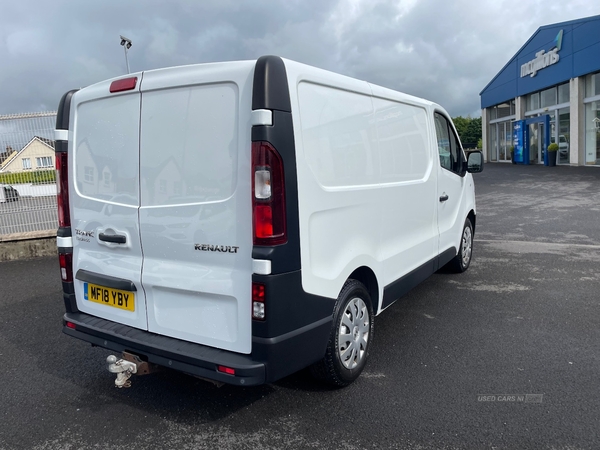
(0, 0, 597, 116)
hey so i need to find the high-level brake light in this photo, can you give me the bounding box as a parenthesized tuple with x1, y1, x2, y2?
(109, 77, 138, 93)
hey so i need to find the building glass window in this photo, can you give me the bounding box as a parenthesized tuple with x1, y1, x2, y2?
(499, 123, 507, 160)
(558, 83, 570, 104)
(497, 102, 512, 119)
(585, 101, 600, 165)
(489, 107, 497, 120)
(490, 123, 497, 161)
(488, 120, 513, 162)
(585, 73, 600, 98)
(557, 108, 570, 164)
(527, 93, 540, 111)
(22, 158, 31, 169)
(540, 87, 557, 108)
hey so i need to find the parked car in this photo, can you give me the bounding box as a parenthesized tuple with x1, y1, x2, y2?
(0, 184, 20, 203)
(558, 135, 569, 155)
(552, 134, 569, 156)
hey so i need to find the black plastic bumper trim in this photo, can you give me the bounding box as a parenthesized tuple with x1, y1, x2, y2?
(75, 269, 137, 291)
(252, 316, 331, 346)
(63, 312, 265, 386)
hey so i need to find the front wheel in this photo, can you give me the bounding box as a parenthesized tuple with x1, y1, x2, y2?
(450, 218, 473, 273)
(310, 279, 374, 387)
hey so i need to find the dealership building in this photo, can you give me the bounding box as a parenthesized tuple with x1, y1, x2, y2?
(480, 14, 600, 165)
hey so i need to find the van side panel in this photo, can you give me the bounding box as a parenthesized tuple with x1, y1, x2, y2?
(295, 80, 381, 303)
(286, 59, 439, 311)
(370, 94, 437, 300)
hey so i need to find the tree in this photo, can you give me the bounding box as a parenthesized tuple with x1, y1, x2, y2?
(452, 116, 482, 149)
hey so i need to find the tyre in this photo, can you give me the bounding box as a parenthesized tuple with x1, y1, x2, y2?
(450, 217, 473, 273)
(310, 279, 374, 387)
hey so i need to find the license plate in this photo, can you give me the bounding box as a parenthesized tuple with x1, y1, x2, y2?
(83, 282, 135, 312)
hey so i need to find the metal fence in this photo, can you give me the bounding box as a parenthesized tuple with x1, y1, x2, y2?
(0, 112, 58, 241)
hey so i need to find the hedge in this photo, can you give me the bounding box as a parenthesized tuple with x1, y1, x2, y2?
(0, 169, 56, 185)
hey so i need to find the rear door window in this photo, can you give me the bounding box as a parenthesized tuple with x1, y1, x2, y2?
(139, 83, 238, 207)
(74, 95, 140, 205)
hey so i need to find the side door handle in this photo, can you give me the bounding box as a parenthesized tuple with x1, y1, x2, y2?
(439, 194, 449, 202)
(99, 232, 127, 244)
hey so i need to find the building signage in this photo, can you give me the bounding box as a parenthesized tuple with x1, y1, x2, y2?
(520, 30, 563, 78)
(513, 120, 525, 163)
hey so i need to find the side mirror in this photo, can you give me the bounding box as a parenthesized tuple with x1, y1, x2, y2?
(466, 151, 483, 173)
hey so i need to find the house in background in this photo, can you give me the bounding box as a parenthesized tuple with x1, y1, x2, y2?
(0, 146, 17, 171)
(0, 136, 55, 173)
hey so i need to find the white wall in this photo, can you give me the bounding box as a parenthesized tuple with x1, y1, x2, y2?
(11, 183, 57, 197)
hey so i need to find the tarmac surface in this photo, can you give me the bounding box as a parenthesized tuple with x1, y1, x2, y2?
(1, 163, 599, 449)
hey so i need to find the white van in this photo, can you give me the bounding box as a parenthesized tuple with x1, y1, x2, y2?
(55, 56, 483, 387)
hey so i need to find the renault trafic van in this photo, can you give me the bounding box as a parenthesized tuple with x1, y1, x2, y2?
(56, 56, 483, 387)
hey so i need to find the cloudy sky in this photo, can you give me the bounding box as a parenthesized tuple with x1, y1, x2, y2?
(0, 0, 598, 117)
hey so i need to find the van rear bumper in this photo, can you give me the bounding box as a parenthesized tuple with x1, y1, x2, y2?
(63, 312, 266, 386)
(63, 311, 333, 386)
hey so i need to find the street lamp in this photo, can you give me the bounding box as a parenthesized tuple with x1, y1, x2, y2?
(119, 35, 132, 74)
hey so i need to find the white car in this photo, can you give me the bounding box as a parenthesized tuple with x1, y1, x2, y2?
(558, 135, 569, 155)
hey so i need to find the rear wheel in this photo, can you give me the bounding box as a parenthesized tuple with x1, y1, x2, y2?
(450, 218, 473, 273)
(310, 279, 374, 387)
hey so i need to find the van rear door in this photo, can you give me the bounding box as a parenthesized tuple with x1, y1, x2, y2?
(70, 76, 148, 330)
(138, 63, 255, 354)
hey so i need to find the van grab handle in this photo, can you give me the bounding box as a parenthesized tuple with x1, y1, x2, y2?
(99, 233, 127, 244)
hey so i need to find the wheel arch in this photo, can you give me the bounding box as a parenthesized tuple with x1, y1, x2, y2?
(348, 266, 379, 313)
(467, 209, 476, 235)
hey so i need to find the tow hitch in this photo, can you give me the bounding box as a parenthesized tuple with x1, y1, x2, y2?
(106, 352, 159, 388)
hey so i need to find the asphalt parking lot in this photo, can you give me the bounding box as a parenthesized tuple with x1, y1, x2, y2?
(0, 163, 599, 450)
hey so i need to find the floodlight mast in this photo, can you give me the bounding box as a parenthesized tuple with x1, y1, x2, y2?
(119, 35, 132, 74)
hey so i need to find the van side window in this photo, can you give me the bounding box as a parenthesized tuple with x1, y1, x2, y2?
(434, 113, 462, 175)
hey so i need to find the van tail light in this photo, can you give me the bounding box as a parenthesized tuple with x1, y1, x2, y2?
(56, 152, 70, 227)
(252, 282, 266, 320)
(252, 141, 286, 245)
(59, 252, 73, 283)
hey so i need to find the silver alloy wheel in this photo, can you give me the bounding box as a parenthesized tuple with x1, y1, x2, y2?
(338, 297, 370, 370)
(461, 226, 473, 267)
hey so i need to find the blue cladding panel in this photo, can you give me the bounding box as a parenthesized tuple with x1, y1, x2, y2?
(573, 20, 600, 78)
(481, 15, 600, 109)
(480, 60, 518, 107)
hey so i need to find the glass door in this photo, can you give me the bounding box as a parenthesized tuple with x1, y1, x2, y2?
(525, 114, 550, 165)
(528, 123, 540, 164)
(558, 108, 570, 164)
